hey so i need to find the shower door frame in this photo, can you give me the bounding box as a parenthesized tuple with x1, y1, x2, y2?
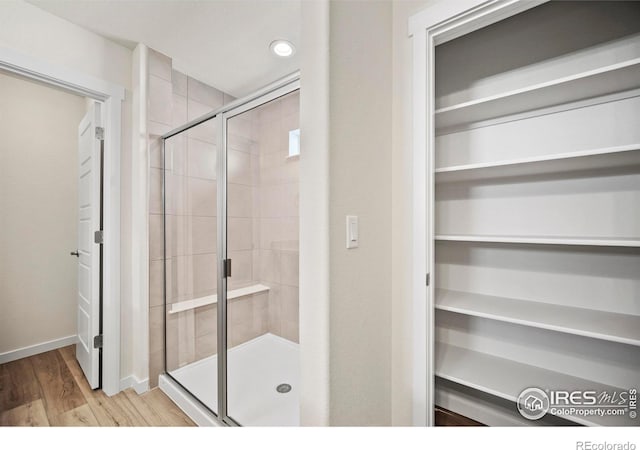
(161, 72, 300, 426)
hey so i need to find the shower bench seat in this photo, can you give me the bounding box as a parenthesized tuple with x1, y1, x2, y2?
(168, 284, 270, 314)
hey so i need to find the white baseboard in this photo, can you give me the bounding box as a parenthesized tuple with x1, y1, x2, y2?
(119, 375, 149, 394)
(0, 335, 78, 364)
(119, 376, 134, 391)
(132, 376, 149, 394)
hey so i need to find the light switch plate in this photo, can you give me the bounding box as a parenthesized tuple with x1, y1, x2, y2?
(346, 215, 358, 249)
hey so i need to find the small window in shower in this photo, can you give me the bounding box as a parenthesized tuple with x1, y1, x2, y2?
(288, 128, 300, 158)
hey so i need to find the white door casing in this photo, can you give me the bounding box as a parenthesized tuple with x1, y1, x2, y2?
(0, 47, 124, 395)
(76, 101, 102, 389)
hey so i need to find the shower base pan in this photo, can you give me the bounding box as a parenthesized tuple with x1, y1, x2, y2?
(159, 333, 300, 427)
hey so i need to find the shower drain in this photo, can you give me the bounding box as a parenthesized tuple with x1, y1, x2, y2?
(276, 383, 292, 393)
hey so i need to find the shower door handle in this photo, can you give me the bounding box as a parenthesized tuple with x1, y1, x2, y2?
(70, 251, 80, 257)
(223, 258, 232, 278)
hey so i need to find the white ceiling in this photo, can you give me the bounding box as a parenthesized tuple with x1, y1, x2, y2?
(27, 0, 301, 97)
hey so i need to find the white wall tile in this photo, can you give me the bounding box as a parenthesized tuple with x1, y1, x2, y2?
(188, 177, 217, 216)
(257, 119, 281, 155)
(281, 319, 299, 343)
(228, 132, 254, 153)
(165, 172, 187, 216)
(149, 259, 164, 308)
(253, 294, 269, 336)
(172, 69, 188, 97)
(149, 214, 164, 260)
(191, 216, 217, 255)
(280, 250, 299, 287)
(187, 100, 217, 143)
(259, 184, 282, 218)
(228, 250, 253, 286)
(192, 252, 217, 296)
(260, 218, 281, 249)
(148, 120, 172, 138)
(165, 135, 187, 176)
(187, 138, 217, 180)
(281, 111, 300, 139)
(280, 216, 299, 242)
(259, 249, 281, 284)
(195, 332, 217, 360)
(228, 149, 253, 185)
(170, 255, 194, 301)
(164, 258, 174, 304)
(149, 305, 165, 354)
(149, 137, 163, 169)
(228, 217, 253, 251)
(167, 214, 189, 257)
(281, 91, 300, 117)
(188, 76, 224, 109)
(281, 285, 299, 323)
(177, 311, 195, 366)
(281, 182, 299, 217)
(267, 285, 282, 337)
(259, 152, 282, 185)
(228, 183, 252, 218)
(172, 93, 187, 128)
(257, 97, 282, 123)
(148, 50, 172, 81)
(148, 75, 173, 125)
(165, 311, 179, 370)
(223, 93, 235, 105)
(228, 115, 254, 141)
(195, 304, 216, 337)
(149, 168, 163, 215)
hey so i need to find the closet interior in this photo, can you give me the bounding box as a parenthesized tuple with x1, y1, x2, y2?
(432, 1, 640, 426)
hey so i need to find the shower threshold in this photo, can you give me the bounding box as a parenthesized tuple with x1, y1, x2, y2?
(160, 333, 300, 426)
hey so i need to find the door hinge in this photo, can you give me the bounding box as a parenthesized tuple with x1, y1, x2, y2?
(94, 230, 104, 244)
(93, 335, 103, 349)
(223, 259, 232, 278)
(426, 273, 430, 286)
(95, 126, 104, 141)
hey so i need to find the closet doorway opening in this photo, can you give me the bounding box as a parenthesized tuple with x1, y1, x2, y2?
(410, 0, 640, 427)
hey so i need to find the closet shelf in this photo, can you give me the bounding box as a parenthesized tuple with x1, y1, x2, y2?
(435, 342, 637, 427)
(435, 144, 640, 183)
(434, 58, 640, 129)
(435, 235, 640, 248)
(435, 289, 640, 346)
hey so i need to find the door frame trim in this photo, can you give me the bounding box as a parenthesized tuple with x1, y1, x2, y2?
(407, 0, 547, 426)
(0, 47, 125, 396)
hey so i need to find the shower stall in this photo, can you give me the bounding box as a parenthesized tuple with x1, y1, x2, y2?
(159, 74, 300, 426)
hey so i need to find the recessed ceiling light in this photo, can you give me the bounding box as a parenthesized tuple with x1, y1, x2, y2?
(270, 40, 295, 58)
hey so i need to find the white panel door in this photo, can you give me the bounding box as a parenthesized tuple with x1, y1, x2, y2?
(76, 102, 102, 389)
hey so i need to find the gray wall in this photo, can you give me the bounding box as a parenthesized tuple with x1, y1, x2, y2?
(328, 0, 393, 426)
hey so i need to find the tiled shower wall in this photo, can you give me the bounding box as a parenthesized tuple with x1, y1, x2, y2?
(147, 48, 235, 387)
(254, 93, 300, 343)
(146, 48, 299, 387)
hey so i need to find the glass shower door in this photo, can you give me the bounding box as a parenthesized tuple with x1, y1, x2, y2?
(224, 90, 300, 426)
(162, 76, 300, 426)
(164, 115, 221, 416)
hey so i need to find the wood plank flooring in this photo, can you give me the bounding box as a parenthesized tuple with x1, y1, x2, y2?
(435, 406, 484, 426)
(0, 345, 195, 426)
